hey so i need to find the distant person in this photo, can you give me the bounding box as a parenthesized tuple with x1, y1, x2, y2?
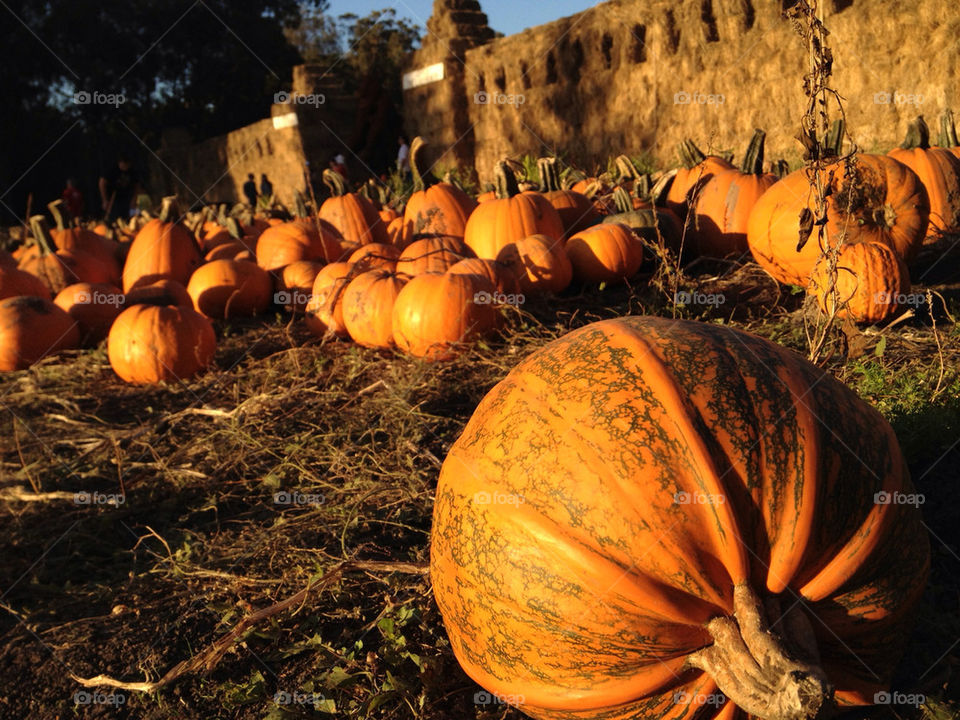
(330, 154, 347, 177)
(61, 178, 84, 219)
(259, 173, 273, 199)
(397, 136, 410, 178)
(243, 173, 258, 207)
(99, 155, 140, 221)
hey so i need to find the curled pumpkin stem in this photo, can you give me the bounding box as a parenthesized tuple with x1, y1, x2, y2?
(687, 584, 835, 720)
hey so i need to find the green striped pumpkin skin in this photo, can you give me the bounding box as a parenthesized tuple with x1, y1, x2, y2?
(430, 316, 928, 720)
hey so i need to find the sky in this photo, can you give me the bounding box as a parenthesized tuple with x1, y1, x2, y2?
(326, 0, 596, 38)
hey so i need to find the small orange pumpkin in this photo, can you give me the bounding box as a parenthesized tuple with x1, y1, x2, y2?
(0, 264, 52, 301)
(341, 269, 408, 348)
(538, 157, 600, 238)
(396, 235, 473, 277)
(401, 137, 477, 246)
(124, 279, 193, 308)
(276, 260, 324, 311)
(0, 295, 80, 371)
(665, 139, 736, 217)
(187, 259, 273, 319)
(447, 257, 520, 295)
(122, 197, 203, 292)
(319, 170, 388, 249)
(566, 223, 644, 284)
(464, 162, 565, 259)
(495, 234, 572, 295)
(108, 304, 216, 384)
(54, 282, 125, 345)
(20, 216, 114, 294)
(349, 243, 401, 272)
(255, 195, 344, 271)
(304, 262, 353, 338)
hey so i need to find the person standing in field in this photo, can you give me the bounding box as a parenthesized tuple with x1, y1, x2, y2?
(243, 173, 258, 207)
(397, 136, 410, 179)
(99, 155, 141, 221)
(61, 178, 84, 218)
(260, 173, 273, 199)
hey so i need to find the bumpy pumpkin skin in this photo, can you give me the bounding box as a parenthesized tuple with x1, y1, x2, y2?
(0, 295, 80, 371)
(887, 145, 960, 240)
(304, 262, 353, 338)
(107, 304, 216, 384)
(396, 236, 473, 277)
(747, 155, 929, 286)
(431, 316, 928, 719)
(808, 242, 911, 325)
(566, 223, 644, 284)
(341, 269, 407, 348)
(464, 193, 565, 260)
(391, 272, 497, 360)
(122, 217, 203, 293)
(186, 259, 273, 319)
(495, 235, 572, 295)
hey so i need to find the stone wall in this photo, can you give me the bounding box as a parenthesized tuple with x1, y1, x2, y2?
(404, 0, 960, 183)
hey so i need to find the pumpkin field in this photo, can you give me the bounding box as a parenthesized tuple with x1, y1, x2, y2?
(2, 1, 960, 719)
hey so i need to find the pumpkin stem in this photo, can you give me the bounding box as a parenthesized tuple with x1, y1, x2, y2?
(650, 170, 676, 206)
(410, 136, 431, 192)
(47, 199, 71, 230)
(938, 109, 958, 147)
(823, 118, 845, 158)
(322, 169, 348, 198)
(28, 215, 56, 256)
(293, 190, 309, 219)
(562, 168, 586, 190)
(773, 159, 791, 179)
(634, 173, 652, 200)
(225, 217, 243, 241)
(612, 186, 634, 214)
(538, 158, 564, 193)
(741, 129, 767, 175)
(678, 139, 706, 168)
(899, 115, 931, 150)
(687, 584, 835, 720)
(614, 155, 641, 183)
(494, 161, 520, 199)
(159, 196, 180, 224)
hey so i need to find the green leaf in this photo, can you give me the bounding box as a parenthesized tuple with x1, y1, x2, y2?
(874, 335, 887, 357)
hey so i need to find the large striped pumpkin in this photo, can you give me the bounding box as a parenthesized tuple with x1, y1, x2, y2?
(431, 316, 928, 720)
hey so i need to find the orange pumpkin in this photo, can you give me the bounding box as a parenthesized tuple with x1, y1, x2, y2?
(108, 304, 216, 384)
(124, 280, 193, 308)
(386, 216, 404, 246)
(392, 272, 497, 360)
(186, 259, 272, 319)
(54, 282, 125, 345)
(304, 262, 353, 338)
(431, 315, 928, 720)
(396, 236, 472, 277)
(348, 243, 401, 272)
(0, 295, 80, 371)
(538, 157, 600, 238)
(808, 241, 911, 325)
(747, 154, 929, 286)
(319, 170, 388, 248)
(401, 137, 477, 246)
(566, 223, 644, 284)
(495, 234, 572, 295)
(276, 260, 324, 311)
(255, 196, 343, 271)
(692, 129, 779, 257)
(20, 216, 114, 294)
(48, 200, 122, 283)
(447, 257, 520, 296)
(888, 115, 960, 241)
(121, 197, 203, 292)
(0, 264, 52, 301)
(666, 139, 736, 217)
(464, 162, 565, 259)
(341, 269, 408, 349)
